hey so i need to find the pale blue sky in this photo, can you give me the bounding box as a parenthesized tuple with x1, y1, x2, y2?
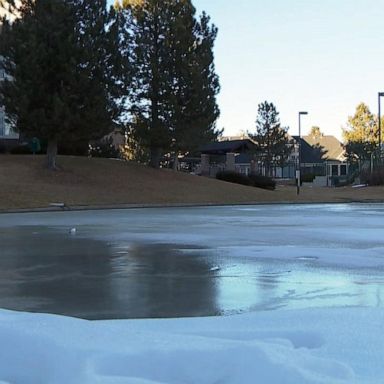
(192, 0, 384, 140)
(111, 1, 384, 140)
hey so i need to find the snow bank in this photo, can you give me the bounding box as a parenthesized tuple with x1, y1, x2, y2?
(0, 307, 382, 383)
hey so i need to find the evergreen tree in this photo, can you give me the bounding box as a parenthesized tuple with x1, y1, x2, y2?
(343, 102, 378, 162)
(118, 0, 220, 168)
(169, 8, 220, 167)
(120, 0, 173, 168)
(0, 0, 122, 169)
(250, 101, 291, 176)
(67, 0, 124, 136)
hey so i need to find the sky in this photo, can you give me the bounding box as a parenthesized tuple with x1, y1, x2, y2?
(190, 0, 384, 140)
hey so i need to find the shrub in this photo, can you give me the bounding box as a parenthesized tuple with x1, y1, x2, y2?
(89, 137, 120, 159)
(216, 170, 253, 186)
(301, 173, 315, 183)
(365, 167, 384, 186)
(10, 144, 32, 154)
(248, 174, 276, 190)
(331, 176, 349, 187)
(216, 171, 276, 190)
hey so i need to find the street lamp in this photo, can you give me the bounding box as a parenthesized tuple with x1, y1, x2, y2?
(297, 111, 308, 195)
(379, 92, 384, 162)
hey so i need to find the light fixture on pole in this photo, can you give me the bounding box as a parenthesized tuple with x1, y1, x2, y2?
(297, 111, 308, 195)
(379, 92, 384, 162)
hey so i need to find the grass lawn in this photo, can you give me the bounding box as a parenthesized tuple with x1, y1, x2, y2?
(0, 154, 383, 211)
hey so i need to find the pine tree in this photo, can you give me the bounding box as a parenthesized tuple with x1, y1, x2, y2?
(169, 8, 220, 166)
(0, 0, 122, 169)
(119, 0, 173, 168)
(118, 0, 220, 168)
(250, 101, 291, 176)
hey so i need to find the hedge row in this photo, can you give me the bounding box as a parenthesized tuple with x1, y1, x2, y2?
(216, 170, 276, 190)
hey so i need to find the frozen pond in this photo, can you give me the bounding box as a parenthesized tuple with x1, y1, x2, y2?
(0, 204, 384, 320)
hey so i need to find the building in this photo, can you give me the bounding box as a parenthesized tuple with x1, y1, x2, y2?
(0, 60, 19, 151)
(293, 133, 349, 186)
(0, 4, 20, 149)
(198, 132, 349, 186)
(198, 139, 257, 177)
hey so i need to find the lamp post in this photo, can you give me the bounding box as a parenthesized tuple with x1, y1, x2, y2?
(297, 111, 308, 195)
(379, 92, 384, 163)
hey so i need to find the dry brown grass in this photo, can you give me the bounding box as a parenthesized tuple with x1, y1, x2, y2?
(0, 155, 383, 211)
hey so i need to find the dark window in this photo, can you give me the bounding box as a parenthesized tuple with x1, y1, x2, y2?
(332, 165, 338, 176)
(340, 165, 347, 176)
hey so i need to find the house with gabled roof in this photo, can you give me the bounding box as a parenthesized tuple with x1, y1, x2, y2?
(197, 132, 349, 186)
(293, 133, 349, 186)
(198, 138, 258, 176)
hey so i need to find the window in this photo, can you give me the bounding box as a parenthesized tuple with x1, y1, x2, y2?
(340, 165, 347, 176)
(332, 165, 338, 176)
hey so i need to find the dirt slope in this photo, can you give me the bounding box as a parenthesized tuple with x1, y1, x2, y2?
(0, 155, 383, 211)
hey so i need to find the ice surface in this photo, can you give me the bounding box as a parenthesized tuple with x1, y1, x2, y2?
(2, 204, 384, 270)
(1, 204, 384, 318)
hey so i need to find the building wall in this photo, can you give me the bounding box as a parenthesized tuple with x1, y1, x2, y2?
(0, 105, 19, 139)
(0, 106, 14, 137)
(0, 50, 19, 139)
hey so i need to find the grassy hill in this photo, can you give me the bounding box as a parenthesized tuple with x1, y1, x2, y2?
(0, 155, 383, 211)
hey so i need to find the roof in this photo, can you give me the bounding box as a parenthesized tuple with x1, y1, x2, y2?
(303, 134, 345, 161)
(292, 134, 346, 163)
(199, 139, 257, 155)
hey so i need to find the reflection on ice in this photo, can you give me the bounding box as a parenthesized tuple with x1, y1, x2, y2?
(0, 203, 384, 319)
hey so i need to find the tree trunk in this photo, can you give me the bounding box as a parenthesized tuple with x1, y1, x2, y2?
(149, 146, 161, 169)
(148, 14, 163, 171)
(173, 153, 179, 171)
(46, 139, 58, 170)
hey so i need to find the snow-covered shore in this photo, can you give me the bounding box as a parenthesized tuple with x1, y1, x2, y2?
(0, 306, 383, 384)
